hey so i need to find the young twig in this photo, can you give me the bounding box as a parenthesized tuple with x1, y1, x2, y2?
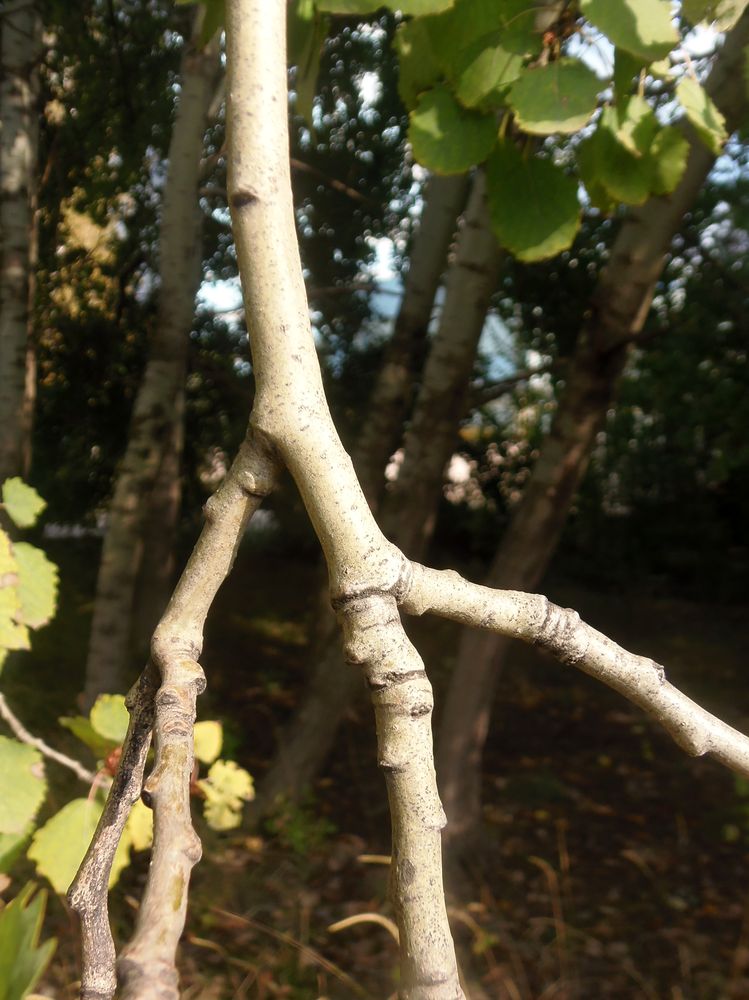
(402, 563, 749, 775)
(0, 692, 96, 784)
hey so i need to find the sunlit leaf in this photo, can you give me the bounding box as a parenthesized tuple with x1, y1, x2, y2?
(681, 0, 749, 28)
(89, 694, 129, 746)
(0, 738, 46, 836)
(508, 59, 601, 135)
(486, 141, 580, 261)
(28, 798, 131, 894)
(198, 759, 254, 831)
(194, 720, 223, 765)
(409, 85, 497, 173)
(12, 544, 58, 630)
(676, 76, 727, 155)
(581, 0, 678, 63)
(455, 34, 523, 108)
(1, 480, 46, 531)
(125, 798, 153, 853)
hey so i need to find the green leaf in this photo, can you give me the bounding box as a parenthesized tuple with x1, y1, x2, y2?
(455, 33, 523, 108)
(425, 0, 541, 83)
(613, 48, 644, 107)
(58, 715, 118, 759)
(508, 58, 601, 135)
(288, 1, 329, 127)
(198, 759, 254, 832)
(0, 531, 28, 653)
(0, 737, 46, 836)
(395, 19, 442, 108)
(409, 85, 497, 173)
(607, 94, 658, 155)
(681, 0, 749, 29)
(580, 0, 678, 63)
(578, 120, 654, 205)
(648, 125, 690, 194)
(89, 694, 129, 746)
(486, 142, 580, 261)
(0, 827, 33, 875)
(398, 0, 456, 11)
(315, 0, 382, 11)
(0, 884, 56, 1000)
(194, 720, 223, 765)
(12, 544, 58, 630)
(1, 480, 46, 530)
(676, 76, 727, 156)
(199, 0, 224, 45)
(28, 798, 131, 894)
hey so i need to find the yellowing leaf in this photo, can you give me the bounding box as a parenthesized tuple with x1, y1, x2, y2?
(28, 798, 131, 894)
(194, 720, 223, 765)
(1, 480, 46, 530)
(198, 759, 254, 832)
(125, 798, 153, 853)
(0, 737, 46, 835)
(581, 0, 678, 63)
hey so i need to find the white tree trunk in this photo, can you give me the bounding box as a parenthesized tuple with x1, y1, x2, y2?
(0, 0, 41, 482)
(82, 23, 221, 707)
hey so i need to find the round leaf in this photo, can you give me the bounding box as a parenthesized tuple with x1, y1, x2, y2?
(0, 737, 46, 835)
(456, 35, 523, 108)
(508, 59, 602, 135)
(486, 142, 580, 261)
(12, 544, 59, 630)
(89, 694, 129, 746)
(1, 480, 46, 530)
(580, 0, 678, 63)
(409, 86, 497, 174)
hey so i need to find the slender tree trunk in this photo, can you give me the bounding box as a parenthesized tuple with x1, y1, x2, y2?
(0, 0, 41, 482)
(82, 25, 221, 707)
(355, 172, 469, 503)
(130, 387, 186, 656)
(255, 171, 502, 811)
(380, 170, 504, 561)
(436, 13, 749, 847)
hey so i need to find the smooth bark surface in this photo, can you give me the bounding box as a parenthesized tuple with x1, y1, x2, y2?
(82, 25, 221, 707)
(381, 170, 504, 562)
(0, 0, 41, 481)
(256, 169, 501, 814)
(436, 11, 749, 845)
(227, 2, 463, 994)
